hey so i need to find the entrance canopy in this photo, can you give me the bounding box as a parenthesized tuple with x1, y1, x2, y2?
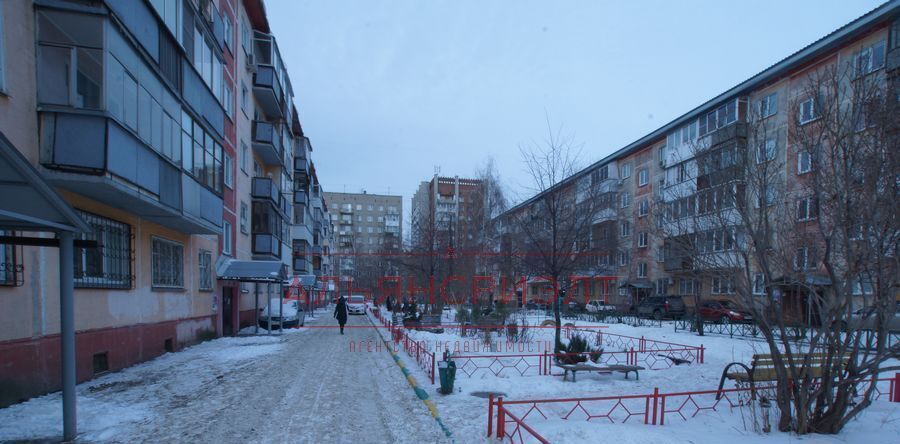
(619, 280, 653, 289)
(216, 258, 287, 283)
(0, 132, 89, 233)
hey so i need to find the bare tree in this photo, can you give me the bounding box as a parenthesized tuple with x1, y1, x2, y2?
(506, 119, 606, 349)
(658, 50, 898, 434)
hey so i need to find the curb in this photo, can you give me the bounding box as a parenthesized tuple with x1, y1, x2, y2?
(366, 312, 454, 441)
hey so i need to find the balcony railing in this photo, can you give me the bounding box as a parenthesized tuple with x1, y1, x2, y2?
(293, 257, 308, 272)
(251, 177, 280, 204)
(251, 120, 283, 166)
(294, 190, 309, 205)
(252, 233, 281, 258)
(252, 65, 284, 119)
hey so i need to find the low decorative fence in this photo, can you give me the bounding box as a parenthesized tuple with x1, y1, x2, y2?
(674, 317, 900, 350)
(487, 374, 900, 443)
(370, 307, 436, 384)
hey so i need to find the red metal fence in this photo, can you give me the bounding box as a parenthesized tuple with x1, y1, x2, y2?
(370, 307, 436, 384)
(487, 373, 900, 443)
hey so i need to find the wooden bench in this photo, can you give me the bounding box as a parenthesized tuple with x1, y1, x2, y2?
(717, 352, 852, 399)
(556, 363, 645, 381)
(419, 315, 444, 333)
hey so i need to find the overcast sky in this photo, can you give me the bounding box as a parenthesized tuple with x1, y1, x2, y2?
(267, 0, 885, 211)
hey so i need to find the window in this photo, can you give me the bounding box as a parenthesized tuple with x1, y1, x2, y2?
(151, 237, 184, 288)
(798, 97, 818, 124)
(752, 273, 765, 295)
(638, 231, 648, 248)
(796, 197, 817, 221)
(699, 100, 738, 136)
(618, 250, 630, 266)
(0, 232, 22, 286)
(224, 152, 234, 189)
(591, 165, 609, 184)
(620, 164, 632, 179)
(240, 202, 249, 234)
(638, 168, 649, 186)
(757, 185, 776, 208)
(222, 221, 233, 255)
(74, 210, 133, 289)
(678, 278, 697, 295)
(638, 262, 647, 278)
(657, 146, 666, 165)
(199, 250, 213, 291)
(36, 10, 104, 109)
(620, 221, 631, 237)
(223, 83, 233, 120)
(367, 216, 373, 222)
(794, 246, 816, 270)
(240, 82, 248, 113)
(756, 138, 777, 163)
(712, 277, 736, 295)
(638, 199, 649, 217)
(356, 204, 362, 210)
(677, 163, 688, 183)
(240, 141, 249, 174)
(621, 192, 630, 208)
(378, 205, 384, 212)
(855, 40, 886, 77)
(758, 92, 777, 118)
(223, 12, 233, 51)
(367, 205, 374, 211)
(655, 278, 667, 295)
(241, 18, 252, 54)
(798, 150, 812, 174)
(852, 275, 874, 295)
(182, 111, 224, 192)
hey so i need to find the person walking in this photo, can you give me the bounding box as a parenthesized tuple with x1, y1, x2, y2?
(333, 296, 348, 334)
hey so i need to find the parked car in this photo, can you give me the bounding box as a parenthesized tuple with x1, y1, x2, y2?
(698, 299, 752, 323)
(839, 305, 900, 332)
(585, 300, 616, 313)
(636, 296, 686, 320)
(347, 295, 367, 315)
(258, 299, 305, 329)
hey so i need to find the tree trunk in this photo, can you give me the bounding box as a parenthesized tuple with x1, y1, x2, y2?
(693, 293, 704, 336)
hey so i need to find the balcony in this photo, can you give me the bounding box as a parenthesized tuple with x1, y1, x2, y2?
(339, 217, 352, 225)
(251, 177, 280, 204)
(294, 156, 310, 185)
(708, 122, 747, 148)
(40, 113, 222, 234)
(251, 120, 283, 166)
(294, 189, 309, 205)
(292, 257, 309, 273)
(311, 245, 324, 256)
(340, 205, 353, 214)
(252, 233, 281, 259)
(252, 64, 284, 119)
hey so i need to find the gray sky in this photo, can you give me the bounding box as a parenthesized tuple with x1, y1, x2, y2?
(268, 0, 885, 210)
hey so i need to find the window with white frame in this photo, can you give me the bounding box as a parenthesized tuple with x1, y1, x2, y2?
(756, 138, 777, 164)
(698, 100, 738, 136)
(222, 221, 233, 255)
(757, 185, 776, 208)
(797, 197, 817, 221)
(240, 141, 249, 174)
(855, 40, 886, 77)
(74, 210, 133, 289)
(656, 278, 668, 295)
(752, 273, 765, 295)
(240, 202, 249, 234)
(36, 10, 104, 109)
(711, 277, 736, 295)
(620, 221, 631, 237)
(678, 278, 697, 295)
(618, 250, 630, 266)
(240, 82, 248, 114)
(798, 97, 819, 124)
(223, 11, 233, 52)
(758, 92, 777, 118)
(638, 168, 649, 186)
(151, 237, 184, 288)
(638, 231, 648, 247)
(621, 192, 631, 208)
(199, 250, 213, 291)
(798, 150, 812, 174)
(794, 246, 816, 270)
(621, 163, 632, 179)
(638, 262, 647, 278)
(638, 199, 649, 217)
(224, 152, 234, 189)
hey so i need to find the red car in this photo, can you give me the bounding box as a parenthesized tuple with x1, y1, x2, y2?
(698, 300, 752, 323)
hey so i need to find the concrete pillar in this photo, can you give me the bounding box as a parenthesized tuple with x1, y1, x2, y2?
(59, 231, 76, 441)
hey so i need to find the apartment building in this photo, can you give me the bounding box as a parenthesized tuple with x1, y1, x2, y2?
(0, 0, 332, 406)
(500, 2, 900, 313)
(323, 191, 402, 276)
(411, 175, 484, 248)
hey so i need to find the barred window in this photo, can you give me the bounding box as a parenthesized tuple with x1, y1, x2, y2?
(199, 250, 213, 291)
(0, 231, 24, 286)
(74, 211, 133, 289)
(151, 237, 183, 288)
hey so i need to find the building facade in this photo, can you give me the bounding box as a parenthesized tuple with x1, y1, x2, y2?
(0, 0, 332, 407)
(323, 191, 401, 286)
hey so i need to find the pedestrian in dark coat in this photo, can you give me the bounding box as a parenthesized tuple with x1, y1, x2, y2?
(386, 297, 393, 312)
(334, 296, 349, 334)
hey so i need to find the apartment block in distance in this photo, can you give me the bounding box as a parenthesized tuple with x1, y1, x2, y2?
(323, 191, 402, 276)
(411, 175, 483, 245)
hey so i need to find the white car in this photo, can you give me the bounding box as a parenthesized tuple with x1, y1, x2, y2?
(258, 299, 305, 329)
(585, 300, 616, 313)
(347, 295, 367, 315)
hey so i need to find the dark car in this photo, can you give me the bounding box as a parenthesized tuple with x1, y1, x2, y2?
(698, 299, 752, 323)
(636, 296, 686, 320)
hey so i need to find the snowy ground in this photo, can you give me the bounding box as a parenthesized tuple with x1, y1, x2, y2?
(0, 310, 447, 443)
(376, 311, 900, 443)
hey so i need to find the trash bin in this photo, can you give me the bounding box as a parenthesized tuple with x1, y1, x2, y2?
(438, 360, 457, 394)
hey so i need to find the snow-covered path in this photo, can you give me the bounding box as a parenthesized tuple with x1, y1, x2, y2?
(0, 313, 448, 443)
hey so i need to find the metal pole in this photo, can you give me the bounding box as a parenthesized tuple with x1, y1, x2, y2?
(254, 282, 259, 334)
(279, 282, 284, 335)
(59, 232, 76, 441)
(266, 283, 272, 334)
